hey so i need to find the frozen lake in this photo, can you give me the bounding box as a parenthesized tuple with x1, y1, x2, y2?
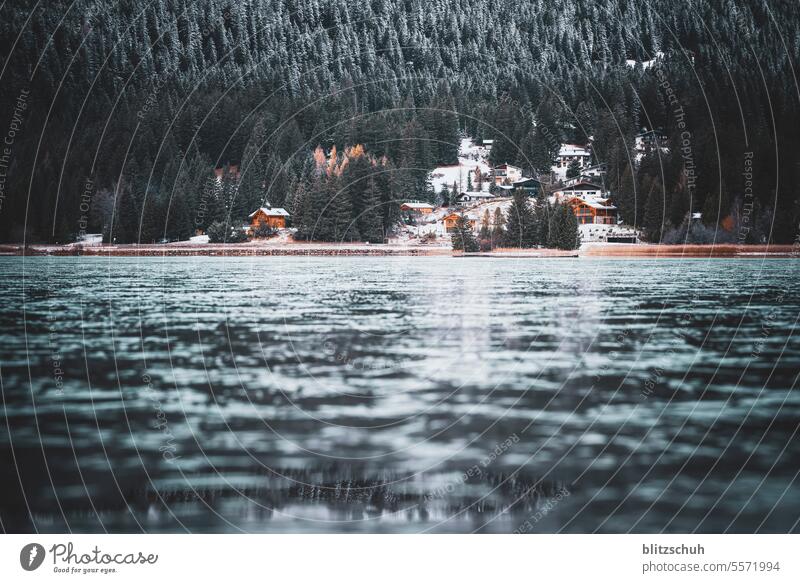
(1, 256, 799, 532)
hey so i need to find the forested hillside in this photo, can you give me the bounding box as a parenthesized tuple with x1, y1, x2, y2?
(0, 0, 798, 243)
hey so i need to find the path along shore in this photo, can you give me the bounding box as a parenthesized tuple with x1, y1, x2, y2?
(0, 242, 796, 258)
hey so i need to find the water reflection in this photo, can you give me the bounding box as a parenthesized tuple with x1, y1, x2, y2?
(1, 256, 799, 532)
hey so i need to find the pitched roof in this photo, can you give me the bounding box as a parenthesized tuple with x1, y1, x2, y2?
(567, 197, 617, 210)
(512, 178, 542, 188)
(558, 144, 591, 156)
(459, 190, 496, 198)
(443, 212, 479, 221)
(561, 181, 603, 191)
(400, 201, 435, 210)
(249, 206, 290, 218)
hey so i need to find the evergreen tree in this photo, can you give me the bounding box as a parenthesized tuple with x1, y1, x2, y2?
(643, 177, 666, 242)
(357, 172, 385, 243)
(450, 214, 479, 252)
(566, 159, 582, 179)
(504, 189, 536, 248)
(479, 209, 491, 239)
(439, 184, 451, 207)
(554, 203, 580, 250)
(492, 207, 506, 247)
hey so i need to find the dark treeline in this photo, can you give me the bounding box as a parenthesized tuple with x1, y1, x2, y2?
(0, 0, 798, 243)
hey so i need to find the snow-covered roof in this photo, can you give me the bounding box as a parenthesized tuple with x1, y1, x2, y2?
(400, 201, 434, 210)
(249, 206, 290, 217)
(568, 197, 617, 210)
(561, 181, 603, 192)
(459, 191, 496, 199)
(558, 144, 591, 157)
(443, 212, 479, 220)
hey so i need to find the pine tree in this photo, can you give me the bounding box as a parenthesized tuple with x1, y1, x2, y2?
(451, 214, 479, 252)
(615, 166, 637, 225)
(492, 207, 506, 247)
(504, 189, 536, 248)
(479, 208, 491, 239)
(566, 159, 581, 179)
(556, 203, 580, 249)
(643, 177, 666, 242)
(439, 184, 451, 207)
(357, 173, 385, 243)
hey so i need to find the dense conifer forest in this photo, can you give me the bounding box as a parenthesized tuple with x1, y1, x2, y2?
(0, 0, 798, 243)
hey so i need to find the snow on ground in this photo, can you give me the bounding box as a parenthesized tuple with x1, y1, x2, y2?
(579, 223, 640, 244)
(626, 51, 663, 70)
(187, 234, 209, 244)
(75, 233, 103, 246)
(429, 137, 492, 194)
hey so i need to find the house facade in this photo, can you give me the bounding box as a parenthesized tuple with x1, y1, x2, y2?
(443, 212, 479, 231)
(458, 191, 496, 205)
(565, 197, 617, 225)
(493, 163, 523, 185)
(400, 202, 435, 214)
(248, 205, 290, 230)
(555, 144, 592, 169)
(554, 181, 605, 202)
(511, 177, 544, 195)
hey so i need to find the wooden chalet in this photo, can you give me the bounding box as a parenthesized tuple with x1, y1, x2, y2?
(248, 204, 290, 230)
(400, 201, 435, 214)
(443, 212, 478, 231)
(565, 196, 617, 225)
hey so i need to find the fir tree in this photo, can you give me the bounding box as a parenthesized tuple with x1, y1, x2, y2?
(492, 207, 506, 247)
(479, 209, 491, 239)
(555, 203, 580, 250)
(643, 181, 666, 243)
(504, 189, 536, 248)
(566, 159, 582, 179)
(451, 214, 479, 252)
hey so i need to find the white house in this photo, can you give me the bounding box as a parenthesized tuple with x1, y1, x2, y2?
(493, 163, 523, 185)
(458, 191, 497, 205)
(556, 144, 592, 167)
(552, 144, 592, 180)
(553, 181, 606, 202)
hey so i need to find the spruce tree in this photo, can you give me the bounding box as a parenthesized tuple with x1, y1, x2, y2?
(492, 207, 506, 247)
(504, 189, 536, 248)
(451, 214, 479, 252)
(358, 174, 385, 243)
(556, 203, 580, 250)
(643, 177, 666, 242)
(566, 159, 582, 179)
(479, 209, 491, 239)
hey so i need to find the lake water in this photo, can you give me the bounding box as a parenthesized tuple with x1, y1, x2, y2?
(1, 256, 799, 533)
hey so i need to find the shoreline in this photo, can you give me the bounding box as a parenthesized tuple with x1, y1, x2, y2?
(0, 242, 796, 258)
